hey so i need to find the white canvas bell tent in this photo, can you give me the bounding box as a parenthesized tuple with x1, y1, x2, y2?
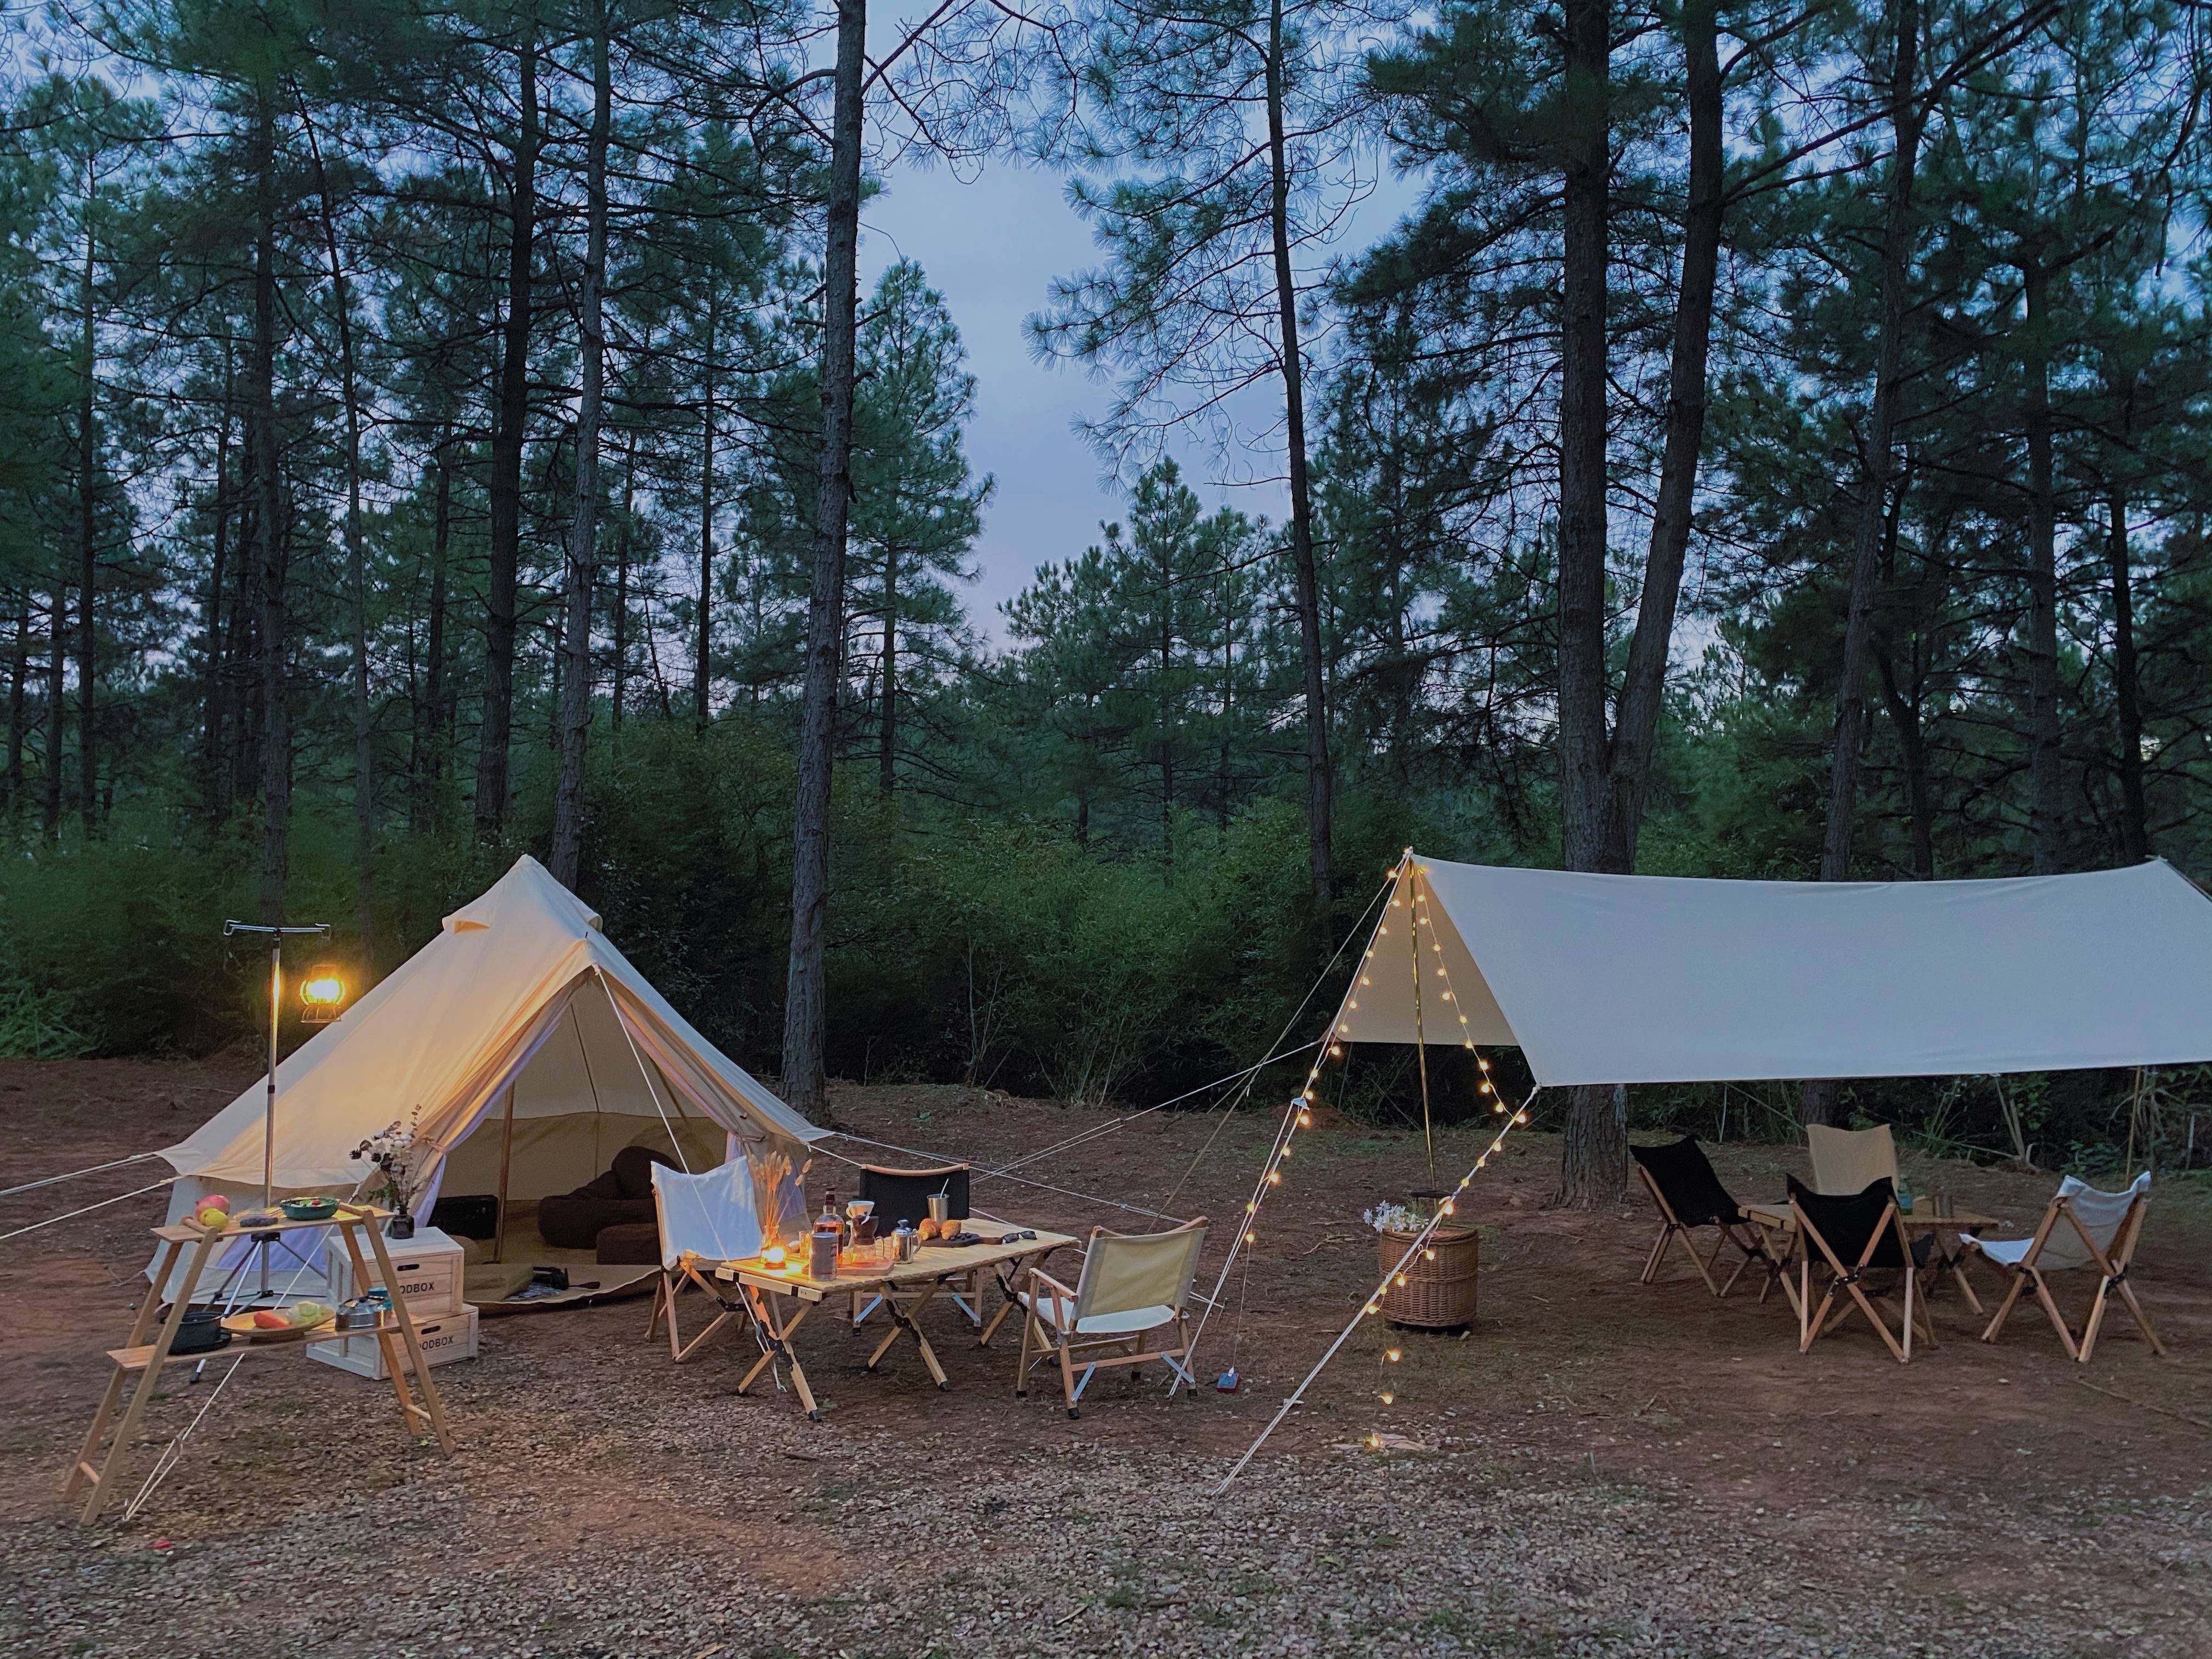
(153, 856, 821, 1300)
(1332, 854, 2212, 1084)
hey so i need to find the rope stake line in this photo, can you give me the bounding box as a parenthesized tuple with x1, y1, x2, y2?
(1170, 866, 1408, 1396)
(1211, 1085, 1545, 1497)
(0, 1151, 161, 1200)
(0, 1176, 182, 1244)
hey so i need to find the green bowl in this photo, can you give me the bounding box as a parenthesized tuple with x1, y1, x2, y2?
(279, 1197, 340, 1221)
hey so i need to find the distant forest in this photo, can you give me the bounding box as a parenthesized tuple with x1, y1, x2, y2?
(3, 0, 2208, 1198)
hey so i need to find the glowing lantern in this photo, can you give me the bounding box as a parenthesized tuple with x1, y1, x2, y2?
(298, 964, 348, 1025)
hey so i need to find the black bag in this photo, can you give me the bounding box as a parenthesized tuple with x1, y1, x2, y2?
(429, 1193, 501, 1240)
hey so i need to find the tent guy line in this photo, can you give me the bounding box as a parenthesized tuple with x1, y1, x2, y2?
(0, 1176, 182, 1245)
(1212, 1085, 1547, 1497)
(0, 1152, 162, 1201)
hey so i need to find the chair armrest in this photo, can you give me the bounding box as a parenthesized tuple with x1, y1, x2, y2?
(1025, 1266, 1076, 1327)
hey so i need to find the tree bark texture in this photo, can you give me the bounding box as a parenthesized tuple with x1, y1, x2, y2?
(252, 97, 290, 926)
(551, 0, 611, 888)
(1551, 0, 1629, 1207)
(781, 0, 867, 1118)
(1266, 0, 1333, 925)
(878, 543, 898, 794)
(76, 170, 99, 836)
(1804, 0, 1922, 1128)
(476, 15, 537, 836)
(2023, 256, 2063, 874)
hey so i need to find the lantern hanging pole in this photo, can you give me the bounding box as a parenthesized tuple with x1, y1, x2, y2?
(222, 920, 332, 1295)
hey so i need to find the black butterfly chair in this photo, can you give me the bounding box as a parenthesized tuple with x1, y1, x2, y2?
(853, 1164, 983, 1333)
(1629, 1136, 1782, 1299)
(1788, 1175, 1934, 1363)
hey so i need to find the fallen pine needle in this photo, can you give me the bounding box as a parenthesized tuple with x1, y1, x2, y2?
(780, 1449, 822, 1462)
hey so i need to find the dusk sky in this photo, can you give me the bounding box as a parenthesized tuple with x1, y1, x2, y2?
(855, 152, 1418, 644)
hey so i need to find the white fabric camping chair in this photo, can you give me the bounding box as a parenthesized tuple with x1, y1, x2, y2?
(644, 1159, 766, 1362)
(1968, 1172, 2162, 1363)
(1015, 1217, 1207, 1417)
(1806, 1124, 1899, 1195)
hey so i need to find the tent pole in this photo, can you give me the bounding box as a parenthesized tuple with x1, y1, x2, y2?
(493, 1087, 516, 1263)
(1410, 865, 1434, 1180)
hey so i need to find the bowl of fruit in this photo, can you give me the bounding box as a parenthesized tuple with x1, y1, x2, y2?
(220, 1301, 335, 1343)
(278, 1197, 340, 1222)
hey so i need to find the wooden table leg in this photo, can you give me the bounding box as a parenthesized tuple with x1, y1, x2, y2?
(737, 1287, 821, 1418)
(355, 1217, 455, 1456)
(869, 1282, 947, 1387)
(79, 1229, 221, 1525)
(65, 1238, 184, 1501)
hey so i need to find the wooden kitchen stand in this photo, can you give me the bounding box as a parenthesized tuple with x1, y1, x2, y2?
(63, 1202, 456, 1524)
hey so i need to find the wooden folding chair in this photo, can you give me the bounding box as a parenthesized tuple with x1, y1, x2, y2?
(1630, 1136, 1785, 1299)
(1015, 1216, 1207, 1417)
(1806, 1124, 1899, 1194)
(1971, 1172, 2163, 1363)
(641, 1159, 764, 1363)
(1790, 1176, 1933, 1364)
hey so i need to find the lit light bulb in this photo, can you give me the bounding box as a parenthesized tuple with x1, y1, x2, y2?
(1246, 1231, 1257, 1244)
(1328, 1043, 1342, 1057)
(1424, 1249, 1436, 1261)
(1396, 1274, 1407, 1286)
(1380, 1391, 1395, 1405)
(1440, 1200, 1454, 1216)
(1515, 1113, 1530, 1125)
(1268, 1171, 1282, 1186)
(1386, 1348, 1401, 1362)
(1297, 1110, 1312, 1127)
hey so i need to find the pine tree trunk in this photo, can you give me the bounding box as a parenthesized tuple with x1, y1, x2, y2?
(612, 441, 633, 733)
(417, 437, 451, 833)
(878, 543, 897, 793)
(551, 0, 611, 888)
(1265, 0, 1331, 926)
(2023, 256, 2062, 874)
(696, 295, 716, 729)
(5, 600, 26, 817)
(313, 132, 375, 949)
(2108, 475, 2148, 861)
(1551, 0, 1630, 1208)
(252, 95, 290, 926)
(76, 173, 98, 837)
(1804, 0, 1922, 1129)
(201, 381, 232, 823)
(476, 18, 537, 836)
(782, 0, 867, 1119)
(1601, 0, 1722, 862)
(42, 572, 63, 842)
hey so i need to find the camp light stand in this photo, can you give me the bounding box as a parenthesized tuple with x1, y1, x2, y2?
(221, 919, 332, 1301)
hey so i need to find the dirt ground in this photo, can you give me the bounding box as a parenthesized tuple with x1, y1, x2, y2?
(2, 1057, 2208, 1658)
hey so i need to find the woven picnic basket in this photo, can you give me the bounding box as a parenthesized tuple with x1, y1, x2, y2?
(1377, 1223, 1479, 1329)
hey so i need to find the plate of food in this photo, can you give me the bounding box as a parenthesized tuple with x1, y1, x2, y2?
(221, 1302, 336, 1343)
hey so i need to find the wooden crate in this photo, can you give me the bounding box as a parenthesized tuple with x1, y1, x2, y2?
(344, 1226, 465, 1319)
(1378, 1224, 1479, 1329)
(307, 1305, 478, 1380)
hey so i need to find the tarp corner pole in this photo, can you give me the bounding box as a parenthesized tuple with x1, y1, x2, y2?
(493, 1086, 516, 1264)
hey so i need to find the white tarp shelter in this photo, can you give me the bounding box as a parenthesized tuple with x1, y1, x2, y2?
(1335, 855, 2212, 1086)
(155, 856, 821, 1296)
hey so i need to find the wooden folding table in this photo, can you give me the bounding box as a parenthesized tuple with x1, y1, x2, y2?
(713, 1216, 1076, 1419)
(63, 1202, 456, 1524)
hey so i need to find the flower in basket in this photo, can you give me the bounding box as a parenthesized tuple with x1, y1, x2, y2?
(1362, 1198, 1440, 1234)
